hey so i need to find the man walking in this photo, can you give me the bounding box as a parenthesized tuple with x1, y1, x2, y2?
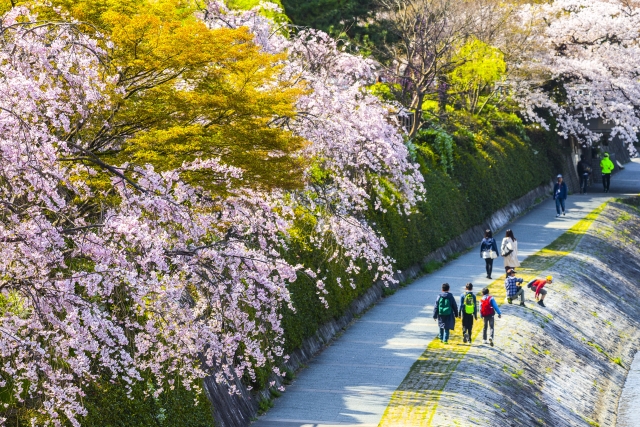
(600, 153, 614, 193)
(577, 155, 592, 194)
(459, 283, 477, 344)
(433, 283, 458, 345)
(553, 174, 568, 217)
(504, 268, 525, 306)
(480, 287, 502, 347)
(527, 276, 552, 307)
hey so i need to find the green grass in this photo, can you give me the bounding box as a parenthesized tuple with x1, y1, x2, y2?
(422, 260, 444, 274)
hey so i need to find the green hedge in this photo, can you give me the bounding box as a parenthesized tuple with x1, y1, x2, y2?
(281, 111, 566, 353)
(378, 113, 565, 271)
(4, 379, 216, 427)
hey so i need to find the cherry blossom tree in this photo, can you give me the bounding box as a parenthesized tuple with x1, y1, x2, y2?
(0, 7, 301, 424)
(514, 0, 640, 155)
(0, 2, 423, 425)
(204, 1, 425, 295)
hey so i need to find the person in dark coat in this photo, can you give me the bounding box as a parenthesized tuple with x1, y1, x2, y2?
(553, 174, 568, 217)
(576, 155, 592, 194)
(433, 282, 459, 344)
(480, 229, 499, 279)
(459, 282, 477, 344)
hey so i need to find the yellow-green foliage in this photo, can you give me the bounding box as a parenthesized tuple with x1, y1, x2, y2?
(450, 38, 505, 88)
(226, 0, 288, 22)
(449, 38, 506, 113)
(22, 0, 307, 195)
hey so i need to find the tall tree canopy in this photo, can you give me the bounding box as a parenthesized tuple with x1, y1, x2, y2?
(0, 1, 423, 425)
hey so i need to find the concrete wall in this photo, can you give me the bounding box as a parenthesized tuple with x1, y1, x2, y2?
(204, 179, 556, 427)
(430, 198, 640, 426)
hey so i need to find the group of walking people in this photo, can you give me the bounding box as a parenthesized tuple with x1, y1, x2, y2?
(432, 228, 553, 346)
(575, 152, 615, 195)
(551, 153, 616, 218)
(430, 157, 618, 346)
(479, 229, 519, 280)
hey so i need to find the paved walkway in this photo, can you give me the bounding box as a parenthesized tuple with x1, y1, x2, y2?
(253, 160, 640, 427)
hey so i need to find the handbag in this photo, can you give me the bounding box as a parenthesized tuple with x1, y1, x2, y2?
(501, 241, 513, 257)
(482, 250, 498, 259)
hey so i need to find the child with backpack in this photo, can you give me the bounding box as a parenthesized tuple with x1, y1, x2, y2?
(459, 283, 477, 344)
(480, 287, 502, 347)
(433, 283, 459, 345)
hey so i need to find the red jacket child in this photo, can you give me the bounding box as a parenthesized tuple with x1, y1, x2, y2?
(527, 276, 552, 307)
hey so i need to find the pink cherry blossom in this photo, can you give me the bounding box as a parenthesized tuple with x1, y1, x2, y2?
(0, 3, 424, 425)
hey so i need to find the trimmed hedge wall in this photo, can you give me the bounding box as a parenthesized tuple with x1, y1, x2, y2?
(281, 112, 566, 353)
(5, 378, 216, 427)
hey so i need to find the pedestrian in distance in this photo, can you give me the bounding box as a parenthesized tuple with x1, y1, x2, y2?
(433, 283, 459, 345)
(501, 229, 520, 274)
(577, 155, 592, 194)
(553, 174, 568, 218)
(600, 152, 614, 193)
(527, 275, 552, 307)
(504, 268, 525, 306)
(480, 287, 502, 347)
(480, 229, 499, 279)
(459, 283, 477, 344)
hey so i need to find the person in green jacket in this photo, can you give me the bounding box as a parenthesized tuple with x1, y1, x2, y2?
(600, 153, 614, 193)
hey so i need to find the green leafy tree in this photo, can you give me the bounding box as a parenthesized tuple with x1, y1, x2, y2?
(19, 0, 308, 195)
(448, 38, 506, 114)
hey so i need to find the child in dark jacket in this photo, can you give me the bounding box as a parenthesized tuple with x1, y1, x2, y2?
(433, 283, 459, 344)
(459, 282, 477, 344)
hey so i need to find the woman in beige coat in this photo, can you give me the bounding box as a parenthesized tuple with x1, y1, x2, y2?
(501, 229, 520, 274)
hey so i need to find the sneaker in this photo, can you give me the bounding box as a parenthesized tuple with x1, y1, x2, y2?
(489, 338, 494, 347)
(463, 333, 469, 343)
(556, 214, 560, 218)
(538, 300, 546, 307)
(563, 211, 566, 216)
(482, 340, 488, 344)
(486, 275, 491, 279)
(507, 298, 512, 304)
(519, 302, 526, 307)
(443, 341, 449, 345)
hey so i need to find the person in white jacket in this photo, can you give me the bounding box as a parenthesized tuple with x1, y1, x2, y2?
(501, 229, 520, 274)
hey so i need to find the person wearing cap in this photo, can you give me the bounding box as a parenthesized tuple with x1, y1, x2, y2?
(504, 268, 525, 306)
(527, 276, 552, 307)
(600, 153, 614, 193)
(553, 174, 568, 218)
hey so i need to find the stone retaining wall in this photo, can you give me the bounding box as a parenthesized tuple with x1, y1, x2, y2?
(430, 199, 640, 427)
